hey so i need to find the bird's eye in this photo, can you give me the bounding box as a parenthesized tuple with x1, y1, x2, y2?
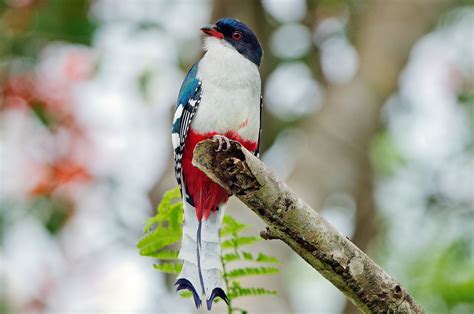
(232, 31, 242, 41)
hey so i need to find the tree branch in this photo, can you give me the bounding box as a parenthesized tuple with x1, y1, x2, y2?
(192, 139, 424, 314)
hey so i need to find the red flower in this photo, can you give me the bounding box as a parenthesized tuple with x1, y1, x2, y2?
(30, 158, 92, 197)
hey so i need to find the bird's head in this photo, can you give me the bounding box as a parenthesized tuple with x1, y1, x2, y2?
(201, 17, 263, 67)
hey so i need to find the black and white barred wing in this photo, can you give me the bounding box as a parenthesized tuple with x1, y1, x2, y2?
(171, 62, 202, 193)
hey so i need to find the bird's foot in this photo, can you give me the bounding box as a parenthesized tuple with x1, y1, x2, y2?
(212, 135, 231, 152)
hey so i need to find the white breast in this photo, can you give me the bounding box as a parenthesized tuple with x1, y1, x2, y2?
(191, 37, 261, 142)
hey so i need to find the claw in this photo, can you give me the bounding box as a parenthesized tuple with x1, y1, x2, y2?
(222, 136, 230, 151)
(213, 135, 223, 152)
(213, 135, 230, 152)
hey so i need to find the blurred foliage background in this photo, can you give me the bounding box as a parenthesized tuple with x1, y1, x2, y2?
(0, 0, 473, 313)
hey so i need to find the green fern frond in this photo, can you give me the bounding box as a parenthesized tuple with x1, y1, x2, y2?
(226, 266, 280, 279)
(222, 251, 280, 264)
(228, 282, 277, 299)
(138, 227, 175, 246)
(139, 186, 280, 313)
(168, 202, 183, 230)
(146, 250, 179, 260)
(242, 251, 253, 260)
(143, 187, 182, 232)
(157, 187, 181, 214)
(222, 253, 241, 263)
(229, 287, 278, 298)
(138, 232, 181, 255)
(136, 230, 162, 252)
(138, 187, 183, 256)
(221, 215, 249, 236)
(255, 253, 279, 263)
(157, 194, 182, 228)
(143, 215, 160, 233)
(221, 236, 261, 249)
(153, 262, 183, 274)
(179, 291, 193, 299)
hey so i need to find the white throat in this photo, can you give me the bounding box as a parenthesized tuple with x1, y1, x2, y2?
(199, 37, 260, 89)
(191, 37, 261, 142)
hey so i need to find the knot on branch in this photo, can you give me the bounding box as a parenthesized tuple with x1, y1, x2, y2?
(192, 139, 261, 195)
(260, 227, 280, 240)
(223, 156, 260, 194)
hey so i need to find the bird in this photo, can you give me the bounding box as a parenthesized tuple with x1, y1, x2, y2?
(171, 17, 263, 310)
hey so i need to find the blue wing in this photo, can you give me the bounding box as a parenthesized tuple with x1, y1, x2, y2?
(171, 62, 202, 193)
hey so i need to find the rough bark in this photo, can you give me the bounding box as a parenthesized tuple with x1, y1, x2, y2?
(192, 139, 424, 314)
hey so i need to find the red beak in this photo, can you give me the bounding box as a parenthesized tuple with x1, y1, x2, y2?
(200, 25, 224, 39)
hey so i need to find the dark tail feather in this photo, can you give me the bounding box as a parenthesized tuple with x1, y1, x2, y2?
(207, 287, 229, 310)
(175, 278, 202, 308)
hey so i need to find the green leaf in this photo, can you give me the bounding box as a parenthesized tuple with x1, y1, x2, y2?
(221, 236, 261, 249)
(242, 251, 253, 260)
(221, 215, 249, 236)
(221, 251, 280, 264)
(143, 186, 182, 233)
(143, 215, 160, 233)
(153, 262, 183, 274)
(179, 291, 193, 299)
(228, 282, 277, 299)
(255, 253, 279, 263)
(222, 253, 241, 263)
(146, 250, 179, 260)
(154, 187, 181, 224)
(138, 232, 181, 256)
(138, 187, 183, 256)
(226, 267, 279, 279)
(168, 202, 184, 230)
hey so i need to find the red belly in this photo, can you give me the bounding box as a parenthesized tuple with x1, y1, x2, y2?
(182, 129, 257, 221)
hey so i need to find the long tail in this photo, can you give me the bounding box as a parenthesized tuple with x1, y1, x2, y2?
(176, 198, 228, 310)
